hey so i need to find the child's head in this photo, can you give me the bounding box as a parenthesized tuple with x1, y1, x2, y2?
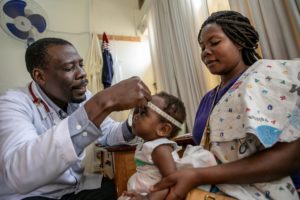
(131, 91, 186, 141)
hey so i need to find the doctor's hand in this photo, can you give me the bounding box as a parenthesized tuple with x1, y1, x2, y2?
(151, 168, 200, 200)
(104, 76, 151, 111)
(85, 76, 151, 126)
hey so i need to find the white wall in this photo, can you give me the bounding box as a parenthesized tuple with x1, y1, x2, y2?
(0, 0, 155, 95)
(91, 0, 138, 36)
(0, 0, 90, 93)
(0, 28, 30, 93)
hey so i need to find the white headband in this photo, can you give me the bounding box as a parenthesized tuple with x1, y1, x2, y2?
(147, 102, 183, 129)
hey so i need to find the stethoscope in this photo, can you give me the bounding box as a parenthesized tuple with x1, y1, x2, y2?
(28, 81, 51, 113)
(28, 81, 55, 125)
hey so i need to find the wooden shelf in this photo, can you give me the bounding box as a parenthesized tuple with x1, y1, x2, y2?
(97, 34, 141, 42)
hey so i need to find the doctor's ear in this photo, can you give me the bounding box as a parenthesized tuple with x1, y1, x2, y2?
(32, 68, 46, 86)
(157, 123, 173, 137)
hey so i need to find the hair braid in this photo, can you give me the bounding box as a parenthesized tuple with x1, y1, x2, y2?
(198, 10, 261, 65)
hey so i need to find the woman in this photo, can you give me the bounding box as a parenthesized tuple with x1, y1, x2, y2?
(152, 11, 300, 200)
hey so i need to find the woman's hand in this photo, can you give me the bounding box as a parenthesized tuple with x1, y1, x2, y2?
(120, 191, 149, 200)
(151, 168, 199, 200)
(152, 139, 300, 200)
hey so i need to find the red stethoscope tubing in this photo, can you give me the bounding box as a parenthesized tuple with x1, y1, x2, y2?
(28, 82, 51, 113)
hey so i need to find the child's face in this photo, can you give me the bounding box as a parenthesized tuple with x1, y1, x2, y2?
(131, 95, 166, 141)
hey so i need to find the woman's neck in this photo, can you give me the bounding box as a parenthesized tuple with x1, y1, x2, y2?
(220, 64, 249, 88)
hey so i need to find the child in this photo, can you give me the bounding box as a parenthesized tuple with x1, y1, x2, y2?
(118, 91, 186, 200)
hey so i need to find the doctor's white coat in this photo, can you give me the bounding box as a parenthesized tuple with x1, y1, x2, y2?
(0, 82, 129, 200)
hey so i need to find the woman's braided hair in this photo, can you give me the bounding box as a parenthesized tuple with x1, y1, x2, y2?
(198, 10, 261, 66)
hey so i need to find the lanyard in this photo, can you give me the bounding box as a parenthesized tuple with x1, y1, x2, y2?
(200, 84, 221, 149)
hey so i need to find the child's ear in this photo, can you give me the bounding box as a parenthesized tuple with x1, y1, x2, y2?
(156, 123, 172, 137)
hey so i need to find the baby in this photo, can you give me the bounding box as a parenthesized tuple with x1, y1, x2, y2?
(119, 91, 186, 200)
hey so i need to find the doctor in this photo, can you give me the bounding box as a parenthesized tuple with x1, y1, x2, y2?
(0, 38, 151, 200)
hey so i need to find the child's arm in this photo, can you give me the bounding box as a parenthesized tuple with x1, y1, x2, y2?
(152, 144, 177, 176)
(147, 144, 177, 200)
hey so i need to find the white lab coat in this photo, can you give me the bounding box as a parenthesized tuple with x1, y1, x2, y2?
(0, 82, 129, 200)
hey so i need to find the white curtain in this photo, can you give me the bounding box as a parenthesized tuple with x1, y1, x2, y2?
(147, 0, 207, 131)
(229, 0, 300, 59)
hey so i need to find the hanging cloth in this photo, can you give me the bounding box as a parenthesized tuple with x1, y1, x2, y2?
(101, 32, 114, 88)
(85, 33, 103, 94)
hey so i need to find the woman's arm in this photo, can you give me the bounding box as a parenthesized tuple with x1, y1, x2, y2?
(152, 139, 300, 200)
